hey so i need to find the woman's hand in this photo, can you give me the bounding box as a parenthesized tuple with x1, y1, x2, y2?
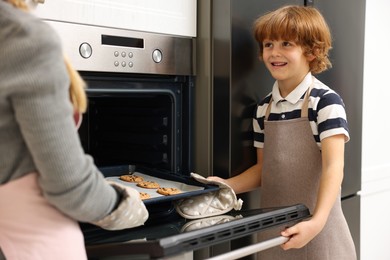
(280, 219, 324, 250)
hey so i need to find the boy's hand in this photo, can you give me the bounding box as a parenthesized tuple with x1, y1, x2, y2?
(280, 219, 323, 250)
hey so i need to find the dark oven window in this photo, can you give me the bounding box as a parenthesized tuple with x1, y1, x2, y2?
(78, 73, 193, 175)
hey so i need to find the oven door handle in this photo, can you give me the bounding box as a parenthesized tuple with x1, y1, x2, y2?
(207, 236, 289, 260)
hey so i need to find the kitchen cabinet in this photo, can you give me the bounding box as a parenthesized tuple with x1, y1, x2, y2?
(28, 0, 196, 37)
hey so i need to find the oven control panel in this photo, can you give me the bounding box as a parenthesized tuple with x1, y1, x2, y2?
(46, 21, 195, 76)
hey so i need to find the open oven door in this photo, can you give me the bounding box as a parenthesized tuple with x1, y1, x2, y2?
(82, 204, 310, 260)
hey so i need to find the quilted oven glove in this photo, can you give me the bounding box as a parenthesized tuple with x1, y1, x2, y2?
(181, 214, 243, 232)
(92, 181, 149, 230)
(175, 173, 243, 219)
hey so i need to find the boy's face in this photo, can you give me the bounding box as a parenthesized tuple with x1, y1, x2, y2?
(262, 39, 313, 89)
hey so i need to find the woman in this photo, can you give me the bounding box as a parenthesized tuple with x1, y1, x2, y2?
(0, 1, 148, 259)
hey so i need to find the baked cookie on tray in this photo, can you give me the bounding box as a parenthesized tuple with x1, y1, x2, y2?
(157, 187, 182, 196)
(137, 181, 160, 189)
(119, 175, 144, 183)
(139, 192, 151, 200)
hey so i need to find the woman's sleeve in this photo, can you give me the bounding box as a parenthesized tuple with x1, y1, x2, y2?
(6, 18, 120, 222)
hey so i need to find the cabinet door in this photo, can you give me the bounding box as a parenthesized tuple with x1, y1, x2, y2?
(28, 0, 196, 37)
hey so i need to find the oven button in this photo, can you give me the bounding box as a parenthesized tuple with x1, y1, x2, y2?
(79, 42, 92, 59)
(128, 62, 133, 68)
(114, 51, 119, 57)
(121, 51, 126, 58)
(128, 52, 133, 58)
(152, 49, 162, 63)
(121, 61, 126, 67)
(114, 61, 119, 67)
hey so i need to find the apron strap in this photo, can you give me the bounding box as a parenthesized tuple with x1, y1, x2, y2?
(264, 96, 273, 120)
(264, 77, 314, 120)
(300, 85, 312, 118)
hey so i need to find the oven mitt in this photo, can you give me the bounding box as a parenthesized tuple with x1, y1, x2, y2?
(92, 181, 149, 230)
(181, 214, 243, 232)
(174, 173, 243, 219)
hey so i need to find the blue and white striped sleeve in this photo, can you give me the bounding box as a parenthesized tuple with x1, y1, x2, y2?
(312, 88, 350, 143)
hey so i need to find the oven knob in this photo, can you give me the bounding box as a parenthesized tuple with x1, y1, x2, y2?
(152, 49, 162, 63)
(79, 42, 92, 59)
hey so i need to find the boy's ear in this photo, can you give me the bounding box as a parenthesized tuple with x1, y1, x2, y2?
(306, 53, 316, 62)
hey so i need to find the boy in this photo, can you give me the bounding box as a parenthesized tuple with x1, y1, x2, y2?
(209, 5, 356, 259)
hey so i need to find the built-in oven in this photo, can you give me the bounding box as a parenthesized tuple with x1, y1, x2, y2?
(78, 72, 193, 175)
(45, 20, 310, 259)
(50, 19, 195, 172)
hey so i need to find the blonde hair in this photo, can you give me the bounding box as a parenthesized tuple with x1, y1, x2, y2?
(4, 0, 27, 10)
(4, 0, 87, 113)
(253, 5, 332, 74)
(64, 56, 87, 113)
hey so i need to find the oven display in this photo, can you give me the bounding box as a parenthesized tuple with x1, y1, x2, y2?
(102, 34, 144, 48)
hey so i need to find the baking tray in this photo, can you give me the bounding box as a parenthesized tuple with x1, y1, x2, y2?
(100, 165, 219, 205)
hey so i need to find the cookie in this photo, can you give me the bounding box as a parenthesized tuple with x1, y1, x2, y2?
(157, 187, 182, 196)
(137, 181, 160, 189)
(119, 175, 144, 183)
(139, 192, 151, 200)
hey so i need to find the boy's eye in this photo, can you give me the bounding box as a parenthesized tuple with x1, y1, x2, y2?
(263, 42, 272, 48)
(282, 41, 291, 46)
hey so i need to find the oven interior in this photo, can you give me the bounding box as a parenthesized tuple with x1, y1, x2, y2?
(78, 72, 193, 176)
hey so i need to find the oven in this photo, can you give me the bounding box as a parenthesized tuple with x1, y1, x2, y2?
(50, 20, 195, 173)
(78, 72, 192, 174)
(45, 20, 311, 259)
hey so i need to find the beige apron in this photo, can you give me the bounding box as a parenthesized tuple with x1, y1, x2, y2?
(0, 173, 87, 260)
(257, 86, 356, 259)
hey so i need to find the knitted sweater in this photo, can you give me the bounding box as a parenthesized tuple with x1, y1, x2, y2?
(0, 1, 118, 222)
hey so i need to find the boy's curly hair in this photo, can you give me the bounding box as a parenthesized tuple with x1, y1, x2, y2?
(253, 5, 332, 74)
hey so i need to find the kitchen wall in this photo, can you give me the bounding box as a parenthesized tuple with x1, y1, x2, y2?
(361, 0, 390, 259)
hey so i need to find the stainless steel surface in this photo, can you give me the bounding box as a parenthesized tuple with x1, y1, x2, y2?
(195, 1, 303, 258)
(342, 194, 361, 260)
(315, 0, 365, 199)
(315, 2, 365, 258)
(45, 21, 195, 76)
(208, 236, 289, 260)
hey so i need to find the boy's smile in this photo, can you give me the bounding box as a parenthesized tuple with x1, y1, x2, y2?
(271, 62, 287, 67)
(262, 39, 313, 96)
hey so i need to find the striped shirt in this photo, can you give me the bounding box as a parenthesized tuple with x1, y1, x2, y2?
(253, 72, 350, 149)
